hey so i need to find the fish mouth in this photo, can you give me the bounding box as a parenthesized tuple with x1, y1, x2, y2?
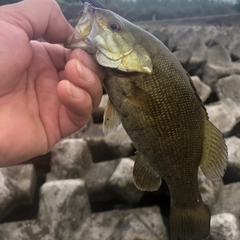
(64, 3, 96, 49)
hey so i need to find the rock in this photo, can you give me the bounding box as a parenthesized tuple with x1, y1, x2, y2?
(0, 220, 51, 240)
(103, 125, 135, 159)
(187, 38, 207, 75)
(0, 164, 37, 221)
(83, 124, 134, 162)
(207, 44, 232, 67)
(224, 137, 240, 183)
(232, 61, 240, 75)
(38, 180, 90, 240)
(76, 206, 168, 240)
(191, 76, 211, 102)
(212, 182, 240, 219)
(51, 138, 93, 179)
(229, 40, 240, 61)
(173, 48, 192, 68)
(202, 64, 231, 86)
(203, 63, 240, 86)
(133, 207, 168, 239)
(208, 32, 232, 48)
(206, 99, 240, 136)
(108, 158, 143, 205)
(228, 119, 240, 138)
(1, 164, 37, 204)
(110, 213, 159, 240)
(198, 170, 223, 212)
(210, 213, 240, 240)
(152, 30, 168, 45)
(0, 170, 16, 221)
(85, 159, 120, 202)
(216, 75, 240, 104)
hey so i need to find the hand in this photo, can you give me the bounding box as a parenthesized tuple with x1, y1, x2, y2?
(0, 0, 105, 166)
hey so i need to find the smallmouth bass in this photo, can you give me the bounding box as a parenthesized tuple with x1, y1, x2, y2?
(65, 2, 227, 240)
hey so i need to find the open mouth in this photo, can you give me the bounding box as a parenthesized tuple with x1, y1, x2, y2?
(64, 3, 96, 48)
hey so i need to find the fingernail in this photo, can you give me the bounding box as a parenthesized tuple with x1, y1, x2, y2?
(76, 60, 92, 81)
(76, 60, 83, 78)
(66, 81, 82, 99)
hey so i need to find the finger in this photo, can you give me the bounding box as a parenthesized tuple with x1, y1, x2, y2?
(0, 0, 73, 43)
(64, 59, 103, 112)
(41, 42, 72, 72)
(69, 49, 106, 81)
(57, 80, 93, 136)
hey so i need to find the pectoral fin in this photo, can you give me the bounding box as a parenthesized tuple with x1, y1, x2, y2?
(133, 153, 161, 191)
(200, 119, 228, 181)
(103, 99, 121, 135)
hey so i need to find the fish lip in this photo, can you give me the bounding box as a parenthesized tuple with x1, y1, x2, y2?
(64, 3, 96, 49)
(64, 29, 82, 48)
(87, 3, 96, 16)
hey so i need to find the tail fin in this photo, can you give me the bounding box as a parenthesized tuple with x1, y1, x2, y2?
(169, 201, 210, 240)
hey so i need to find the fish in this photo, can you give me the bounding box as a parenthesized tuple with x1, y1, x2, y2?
(65, 2, 227, 240)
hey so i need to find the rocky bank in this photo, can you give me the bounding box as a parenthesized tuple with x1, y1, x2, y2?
(1, 18, 240, 240)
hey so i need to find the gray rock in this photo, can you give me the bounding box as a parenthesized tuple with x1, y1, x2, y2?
(76, 206, 167, 240)
(110, 213, 159, 240)
(207, 44, 232, 67)
(209, 32, 232, 48)
(152, 30, 168, 45)
(132, 207, 168, 239)
(1, 164, 36, 204)
(51, 138, 93, 179)
(203, 62, 240, 86)
(232, 61, 240, 75)
(206, 99, 240, 136)
(85, 159, 119, 202)
(0, 164, 37, 221)
(103, 125, 135, 159)
(224, 137, 240, 183)
(0, 220, 51, 240)
(108, 158, 143, 205)
(83, 123, 134, 162)
(202, 64, 231, 86)
(229, 40, 240, 61)
(216, 75, 240, 104)
(173, 48, 192, 68)
(191, 76, 211, 102)
(198, 170, 223, 212)
(210, 213, 240, 240)
(38, 180, 90, 240)
(187, 38, 207, 75)
(212, 182, 240, 219)
(0, 171, 16, 221)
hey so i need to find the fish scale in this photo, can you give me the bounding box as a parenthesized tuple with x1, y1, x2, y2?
(66, 2, 227, 240)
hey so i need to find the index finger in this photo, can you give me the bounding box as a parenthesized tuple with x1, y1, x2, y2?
(0, 0, 73, 43)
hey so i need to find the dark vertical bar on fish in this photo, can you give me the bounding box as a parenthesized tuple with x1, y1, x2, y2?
(80, 0, 106, 9)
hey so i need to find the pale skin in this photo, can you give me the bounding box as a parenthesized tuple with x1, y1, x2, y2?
(0, 0, 105, 166)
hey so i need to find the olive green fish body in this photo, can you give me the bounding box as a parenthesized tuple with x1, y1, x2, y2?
(104, 30, 204, 198)
(66, 3, 227, 240)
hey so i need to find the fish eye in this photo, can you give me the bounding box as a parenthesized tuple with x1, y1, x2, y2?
(109, 22, 121, 31)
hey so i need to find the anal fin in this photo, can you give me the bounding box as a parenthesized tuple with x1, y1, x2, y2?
(200, 119, 228, 181)
(133, 153, 161, 191)
(103, 99, 121, 135)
